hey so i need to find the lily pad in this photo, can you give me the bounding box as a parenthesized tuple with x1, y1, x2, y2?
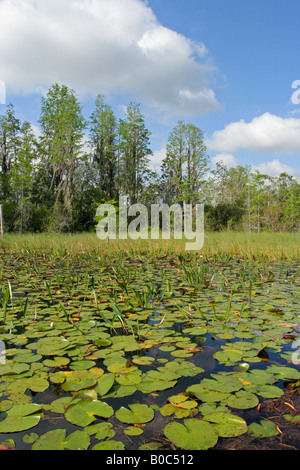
(86, 422, 115, 440)
(203, 411, 248, 437)
(31, 429, 90, 450)
(97, 373, 115, 396)
(115, 372, 142, 386)
(248, 420, 279, 438)
(0, 363, 30, 376)
(107, 361, 138, 374)
(43, 357, 70, 368)
(225, 390, 259, 409)
(132, 356, 155, 365)
(69, 360, 96, 370)
(64, 399, 114, 426)
(186, 384, 230, 403)
(0, 403, 42, 433)
(183, 326, 207, 336)
(115, 404, 154, 424)
(124, 426, 144, 436)
(164, 418, 218, 450)
(62, 378, 96, 392)
(92, 440, 125, 450)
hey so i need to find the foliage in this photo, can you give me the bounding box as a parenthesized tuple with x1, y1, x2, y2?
(0, 247, 299, 450)
(0, 84, 299, 234)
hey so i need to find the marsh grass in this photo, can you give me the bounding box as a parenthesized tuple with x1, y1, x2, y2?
(0, 231, 299, 260)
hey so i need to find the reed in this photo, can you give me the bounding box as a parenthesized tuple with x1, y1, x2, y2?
(0, 231, 299, 260)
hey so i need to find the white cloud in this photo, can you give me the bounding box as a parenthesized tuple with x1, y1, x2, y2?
(251, 159, 300, 177)
(149, 148, 166, 171)
(211, 153, 238, 168)
(0, 0, 220, 115)
(207, 113, 300, 154)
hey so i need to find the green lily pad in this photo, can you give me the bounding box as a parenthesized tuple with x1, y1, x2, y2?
(107, 361, 138, 374)
(159, 345, 176, 352)
(115, 372, 142, 386)
(201, 375, 243, 393)
(225, 390, 259, 409)
(124, 426, 144, 436)
(0, 403, 42, 433)
(31, 429, 90, 450)
(284, 414, 300, 423)
(132, 356, 155, 365)
(86, 422, 115, 440)
(111, 384, 137, 398)
(248, 420, 279, 438)
(36, 337, 71, 356)
(69, 360, 96, 370)
(92, 440, 125, 450)
(115, 404, 154, 424)
(160, 401, 197, 419)
(97, 373, 115, 396)
(62, 378, 96, 392)
(14, 353, 42, 363)
(213, 348, 244, 365)
(64, 399, 114, 426)
(164, 418, 218, 450)
(249, 384, 284, 399)
(138, 442, 163, 450)
(32, 429, 66, 450)
(0, 363, 30, 376)
(43, 357, 70, 367)
(65, 430, 90, 450)
(183, 326, 207, 336)
(203, 412, 248, 437)
(22, 432, 39, 444)
(186, 384, 230, 403)
(267, 365, 300, 381)
(47, 397, 74, 414)
(171, 349, 193, 358)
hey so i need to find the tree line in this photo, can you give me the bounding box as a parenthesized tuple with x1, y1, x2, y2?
(0, 83, 299, 233)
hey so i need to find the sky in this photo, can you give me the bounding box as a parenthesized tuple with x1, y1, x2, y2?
(0, 0, 300, 177)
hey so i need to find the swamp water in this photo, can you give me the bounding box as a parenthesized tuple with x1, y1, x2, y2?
(0, 252, 299, 450)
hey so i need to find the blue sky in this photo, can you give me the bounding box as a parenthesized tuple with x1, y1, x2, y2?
(0, 0, 300, 176)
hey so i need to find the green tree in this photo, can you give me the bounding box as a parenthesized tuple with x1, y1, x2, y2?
(39, 83, 86, 230)
(118, 102, 151, 205)
(89, 94, 117, 200)
(162, 121, 208, 205)
(10, 122, 36, 232)
(0, 104, 21, 202)
(247, 171, 269, 232)
(277, 173, 300, 230)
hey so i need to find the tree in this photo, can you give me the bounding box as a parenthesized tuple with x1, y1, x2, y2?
(89, 94, 117, 200)
(10, 122, 36, 232)
(277, 173, 300, 231)
(39, 83, 86, 230)
(0, 104, 21, 202)
(183, 123, 208, 205)
(118, 102, 151, 205)
(247, 171, 269, 232)
(162, 121, 208, 205)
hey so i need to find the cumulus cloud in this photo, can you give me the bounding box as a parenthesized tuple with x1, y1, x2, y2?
(149, 148, 166, 171)
(0, 0, 220, 115)
(207, 112, 300, 154)
(252, 159, 300, 178)
(211, 153, 238, 168)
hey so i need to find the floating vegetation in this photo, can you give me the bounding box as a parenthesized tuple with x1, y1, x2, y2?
(0, 247, 299, 450)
